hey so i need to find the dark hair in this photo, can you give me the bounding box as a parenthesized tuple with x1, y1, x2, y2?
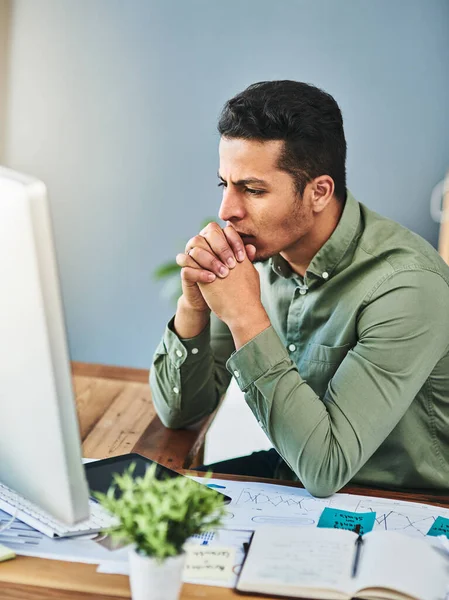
(218, 81, 347, 202)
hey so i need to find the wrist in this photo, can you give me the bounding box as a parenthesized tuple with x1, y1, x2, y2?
(227, 306, 271, 350)
(174, 296, 210, 339)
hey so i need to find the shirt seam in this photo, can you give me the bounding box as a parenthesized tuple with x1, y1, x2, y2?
(425, 376, 447, 471)
(360, 261, 449, 308)
(239, 356, 292, 392)
(227, 327, 289, 389)
(358, 241, 449, 281)
(304, 358, 344, 365)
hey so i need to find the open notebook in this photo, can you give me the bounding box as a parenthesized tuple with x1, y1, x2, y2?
(237, 526, 449, 600)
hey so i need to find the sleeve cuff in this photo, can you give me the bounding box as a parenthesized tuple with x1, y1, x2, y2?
(226, 326, 290, 391)
(160, 316, 211, 367)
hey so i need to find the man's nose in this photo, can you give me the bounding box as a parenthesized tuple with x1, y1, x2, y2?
(218, 188, 246, 222)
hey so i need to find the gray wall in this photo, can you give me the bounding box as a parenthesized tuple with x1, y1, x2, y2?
(3, 0, 449, 368)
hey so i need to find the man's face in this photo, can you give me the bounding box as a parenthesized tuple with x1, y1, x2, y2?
(218, 137, 314, 263)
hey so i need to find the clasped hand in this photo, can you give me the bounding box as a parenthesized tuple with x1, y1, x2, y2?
(176, 223, 270, 341)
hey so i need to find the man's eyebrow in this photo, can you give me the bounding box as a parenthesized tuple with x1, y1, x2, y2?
(217, 171, 269, 186)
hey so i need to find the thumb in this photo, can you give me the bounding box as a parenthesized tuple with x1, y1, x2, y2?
(245, 244, 257, 262)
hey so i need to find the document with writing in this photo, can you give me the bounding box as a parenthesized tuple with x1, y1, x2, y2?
(237, 526, 449, 600)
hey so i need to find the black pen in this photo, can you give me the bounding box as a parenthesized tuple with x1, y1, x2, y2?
(351, 524, 364, 578)
(241, 531, 254, 569)
(242, 531, 254, 555)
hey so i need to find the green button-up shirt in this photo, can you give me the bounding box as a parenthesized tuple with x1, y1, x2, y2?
(150, 191, 449, 496)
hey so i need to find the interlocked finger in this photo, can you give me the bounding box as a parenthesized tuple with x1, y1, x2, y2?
(198, 222, 238, 269)
(176, 251, 201, 269)
(185, 234, 211, 257)
(189, 246, 230, 278)
(176, 252, 217, 283)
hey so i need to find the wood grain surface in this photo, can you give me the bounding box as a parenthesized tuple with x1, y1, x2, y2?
(72, 363, 215, 469)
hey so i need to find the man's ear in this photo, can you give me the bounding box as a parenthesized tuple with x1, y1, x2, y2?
(309, 176, 335, 214)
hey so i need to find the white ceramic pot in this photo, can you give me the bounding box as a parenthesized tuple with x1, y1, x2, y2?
(128, 547, 186, 600)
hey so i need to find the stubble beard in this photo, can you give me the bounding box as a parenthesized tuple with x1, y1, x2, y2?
(253, 251, 275, 264)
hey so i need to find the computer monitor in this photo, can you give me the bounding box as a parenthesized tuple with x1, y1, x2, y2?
(0, 166, 90, 525)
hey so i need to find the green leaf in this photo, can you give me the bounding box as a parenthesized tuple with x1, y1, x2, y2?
(153, 262, 181, 279)
(95, 464, 226, 560)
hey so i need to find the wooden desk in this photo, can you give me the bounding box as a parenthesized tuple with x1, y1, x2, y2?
(71, 362, 217, 469)
(1, 363, 448, 599)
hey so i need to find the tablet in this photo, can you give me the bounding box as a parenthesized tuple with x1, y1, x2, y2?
(84, 453, 232, 504)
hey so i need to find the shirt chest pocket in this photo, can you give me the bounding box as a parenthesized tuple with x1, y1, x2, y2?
(299, 343, 351, 399)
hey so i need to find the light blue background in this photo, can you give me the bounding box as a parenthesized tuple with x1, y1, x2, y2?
(3, 0, 449, 368)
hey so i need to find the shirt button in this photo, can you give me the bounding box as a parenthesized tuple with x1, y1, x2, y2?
(173, 387, 179, 394)
(191, 348, 199, 355)
(288, 344, 296, 352)
(175, 349, 183, 358)
(258, 420, 263, 427)
(322, 271, 329, 279)
(299, 289, 307, 295)
(233, 370, 240, 378)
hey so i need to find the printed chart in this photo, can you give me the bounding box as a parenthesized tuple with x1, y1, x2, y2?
(199, 478, 449, 539)
(352, 497, 447, 537)
(232, 487, 332, 527)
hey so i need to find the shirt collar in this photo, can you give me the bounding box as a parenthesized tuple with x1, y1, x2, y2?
(271, 189, 361, 281)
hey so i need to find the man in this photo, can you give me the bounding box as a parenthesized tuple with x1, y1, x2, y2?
(150, 81, 449, 497)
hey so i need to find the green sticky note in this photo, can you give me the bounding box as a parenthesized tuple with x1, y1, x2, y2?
(317, 507, 376, 534)
(426, 516, 449, 538)
(0, 543, 16, 563)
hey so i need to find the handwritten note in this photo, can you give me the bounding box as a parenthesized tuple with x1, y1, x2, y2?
(318, 507, 376, 534)
(183, 545, 236, 581)
(426, 516, 449, 538)
(237, 526, 357, 591)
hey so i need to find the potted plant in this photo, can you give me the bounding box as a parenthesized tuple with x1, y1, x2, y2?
(95, 463, 227, 600)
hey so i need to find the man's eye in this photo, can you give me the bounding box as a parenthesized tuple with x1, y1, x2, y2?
(218, 181, 227, 189)
(246, 188, 265, 196)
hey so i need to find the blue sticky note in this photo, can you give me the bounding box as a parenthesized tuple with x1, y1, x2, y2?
(317, 507, 376, 534)
(426, 516, 449, 538)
